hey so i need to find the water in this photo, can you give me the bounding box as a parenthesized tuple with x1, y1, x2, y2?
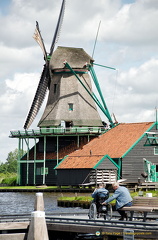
(0, 192, 88, 215)
(0, 192, 111, 239)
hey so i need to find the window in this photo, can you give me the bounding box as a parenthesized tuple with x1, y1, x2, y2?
(154, 147, 158, 155)
(45, 168, 48, 175)
(68, 103, 73, 111)
(36, 167, 48, 175)
(46, 127, 50, 132)
(36, 167, 41, 175)
(41, 167, 49, 175)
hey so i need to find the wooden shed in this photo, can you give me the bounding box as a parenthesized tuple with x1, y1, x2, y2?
(55, 122, 158, 185)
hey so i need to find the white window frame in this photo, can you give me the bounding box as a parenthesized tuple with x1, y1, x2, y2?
(154, 147, 158, 155)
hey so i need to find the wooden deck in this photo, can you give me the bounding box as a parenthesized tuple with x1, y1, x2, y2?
(1, 213, 158, 239)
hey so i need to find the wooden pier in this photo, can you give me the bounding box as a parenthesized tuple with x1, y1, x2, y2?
(0, 213, 158, 239)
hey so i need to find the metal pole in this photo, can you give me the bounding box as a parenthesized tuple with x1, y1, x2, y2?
(65, 62, 114, 127)
(118, 158, 121, 180)
(57, 136, 59, 165)
(17, 138, 21, 185)
(77, 135, 80, 148)
(22, 138, 24, 155)
(95, 169, 98, 187)
(43, 136, 46, 185)
(34, 139, 36, 185)
(156, 107, 158, 130)
(26, 138, 29, 185)
(92, 20, 101, 58)
(89, 65, 114, 125)
(93, 62, 116, 70)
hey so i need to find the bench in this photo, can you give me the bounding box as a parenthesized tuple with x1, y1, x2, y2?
(122, 196, 158, 222)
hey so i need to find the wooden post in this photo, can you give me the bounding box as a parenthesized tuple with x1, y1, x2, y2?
(34, 192, 44, 211)
(27, 193, 49, 240)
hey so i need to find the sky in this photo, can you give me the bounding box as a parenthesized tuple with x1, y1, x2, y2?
(0, 0, 158, 162)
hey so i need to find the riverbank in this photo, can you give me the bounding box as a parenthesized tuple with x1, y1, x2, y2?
(57, 190, 158, 208)
(0, 185, 158, 195)
(58, 200, 91, 209)
(0, 185, 93, 192)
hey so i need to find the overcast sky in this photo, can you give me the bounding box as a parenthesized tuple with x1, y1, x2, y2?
(0, 0, 158, 162)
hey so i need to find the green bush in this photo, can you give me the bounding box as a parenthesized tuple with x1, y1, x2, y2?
(1, 176, 17, 186)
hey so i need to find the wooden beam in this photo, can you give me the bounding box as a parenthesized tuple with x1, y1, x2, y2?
(0, 222, 29, 230)
(0, 233, 26, 240)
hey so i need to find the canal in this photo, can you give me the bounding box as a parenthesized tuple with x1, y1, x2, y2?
(0, 192, 89, 215)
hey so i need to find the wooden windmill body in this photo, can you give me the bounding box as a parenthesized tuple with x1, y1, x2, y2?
(38, 46, 103, 128)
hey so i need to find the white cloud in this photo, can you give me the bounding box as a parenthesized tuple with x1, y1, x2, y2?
(107, 58, 158, 123)
(118, 58, 158, 94)
(4, 72, 40, 116)
(0, 72, 41, 161)
(101, 0, 158, 45)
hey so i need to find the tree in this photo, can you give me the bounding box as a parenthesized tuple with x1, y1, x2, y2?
(0, 149, 26, 173)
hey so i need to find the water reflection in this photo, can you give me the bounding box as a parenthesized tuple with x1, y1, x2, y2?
(0, 192, 89, 215)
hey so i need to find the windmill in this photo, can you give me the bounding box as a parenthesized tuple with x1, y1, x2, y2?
(24, 0, 114, 131)
(11, 0, 116, 186)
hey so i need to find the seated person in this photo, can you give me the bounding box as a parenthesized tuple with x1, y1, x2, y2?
(102, 182, 132, 220)
(92, 183, 109, 213)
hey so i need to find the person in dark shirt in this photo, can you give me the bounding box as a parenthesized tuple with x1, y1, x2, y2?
(92, 183, 109, 201)
(92, 183, 109, 216)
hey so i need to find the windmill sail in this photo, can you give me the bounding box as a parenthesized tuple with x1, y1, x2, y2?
(23, 0, 66, 129)
(24, 65, 49, 129)
(50, 0, 65, 55)
(33, 21, 47, 61)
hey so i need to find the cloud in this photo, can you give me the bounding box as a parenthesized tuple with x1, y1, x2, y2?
(0, 72, 41, 162)
(101, 0, 158, 45)
(0, 72, 40, 125)
(108, 58, 158, 122)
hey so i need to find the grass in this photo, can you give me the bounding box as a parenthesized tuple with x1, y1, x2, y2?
(0, 186, 55, 190)
(0, 185, 74, 190)
(58, 196, 92, 202)
(132, 190, 158, 197)
(0, 185, 158, 201)
(0, 173, 17, 184)
(58, 190, 158, 203)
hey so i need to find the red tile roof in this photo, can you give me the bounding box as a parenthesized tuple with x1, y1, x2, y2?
(56, 122, 154, 169)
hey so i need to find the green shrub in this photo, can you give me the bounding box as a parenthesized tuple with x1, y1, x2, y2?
(1, 176, 17, 186)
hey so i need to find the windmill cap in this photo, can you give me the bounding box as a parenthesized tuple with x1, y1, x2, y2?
(50, 46, 94, 70)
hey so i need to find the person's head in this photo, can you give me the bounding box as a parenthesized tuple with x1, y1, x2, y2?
(112, 182, 119, 190)
(98, 183, 106, 188)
